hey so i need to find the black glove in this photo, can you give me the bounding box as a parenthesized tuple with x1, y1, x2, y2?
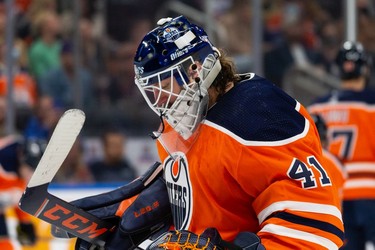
(16, 222, 37, 246)
(73, 165, 172, 250)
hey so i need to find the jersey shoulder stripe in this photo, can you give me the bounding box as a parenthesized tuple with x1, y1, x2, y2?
(271, 211, 344, 241)
(309, 101, 375, 112)
(203, 118, 309, 146)
(257, 200, 342, 224)
(259, 224, 339, 249)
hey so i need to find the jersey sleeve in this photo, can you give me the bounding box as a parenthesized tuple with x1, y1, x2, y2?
(321, 148, 347, 210)
(233, 109, 344, 249)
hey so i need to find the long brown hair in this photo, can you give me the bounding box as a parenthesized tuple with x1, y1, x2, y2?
(211, 49, 241, 97)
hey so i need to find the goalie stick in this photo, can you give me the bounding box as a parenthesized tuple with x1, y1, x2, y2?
(18, 109, 165, 248)
(18, 109, 115, 247)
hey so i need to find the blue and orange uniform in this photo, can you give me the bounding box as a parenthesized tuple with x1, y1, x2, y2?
(309, 87, 375, 249)
(157, 74, 344, 249)
(0, 134, 33, 249)
(309, 90, 375, 200)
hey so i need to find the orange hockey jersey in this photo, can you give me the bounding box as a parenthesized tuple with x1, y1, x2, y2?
(309, 88, 375, 201)
(0, 71, 37, 108)
(321, 148, 347, 211)
(156, 74, 344, 249)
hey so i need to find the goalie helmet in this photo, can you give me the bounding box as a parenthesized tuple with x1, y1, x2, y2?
(335, 41, 369, 80)
(134, 16, 222, 140)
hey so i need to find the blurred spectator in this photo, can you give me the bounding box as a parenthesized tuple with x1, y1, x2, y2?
(315, 20, 343, 76)
(298, 1, 330, 50)
(216, 0, 252, 52)
(357, 3, 375, 88)
(93, 17, 150, 109)
(95, 41, 138, 106)
(0, 97, 32, 177)
(26, 0, 57, 26)
(91, 39, 159, 135)
(93, 15, 150, 109)
(105, 0, 164, 42)
(263, 0, 285, 51)
(79, 17, 105, 74)
(315, 0, 342, 20)
(14, 0, 57, 45)
(0, 6, 30, 70)
(0, 5, 37, 131)
(89, 128, 136, 183)
(28, 10, 62, 85)
(39, 41, 93, 112)
(13, 0, 33, 45)
(263, 18, 322, 88)
(127, 17, 152, 45)
(0, 96, 36, 249)
(15, 0, 32, 14)
(216, 0, 253, 73)
(59, 12, 105, 74)
(0, 41, 37, 110)
(53, 138, 93, 184)
(23, 95, 63, 168)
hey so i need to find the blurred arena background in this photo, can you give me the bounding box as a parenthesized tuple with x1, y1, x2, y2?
(1, 0, 375, 249)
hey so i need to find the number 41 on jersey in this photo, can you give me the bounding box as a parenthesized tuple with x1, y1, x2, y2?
(287, 156, 331, 189)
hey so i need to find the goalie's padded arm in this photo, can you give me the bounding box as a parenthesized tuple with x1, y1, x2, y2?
(72, 162, 163, 210)
(119, 177, 171, 233)
(80, 175, 173, 250)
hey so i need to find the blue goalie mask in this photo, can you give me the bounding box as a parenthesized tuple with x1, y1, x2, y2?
(134, 16, 221, 140)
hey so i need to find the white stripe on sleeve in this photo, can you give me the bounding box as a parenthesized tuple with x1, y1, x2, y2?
(260, 224, 338, 250)
(257, 201, 342, 224)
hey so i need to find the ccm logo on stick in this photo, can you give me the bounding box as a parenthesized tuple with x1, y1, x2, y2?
(42, 204, 109, 239)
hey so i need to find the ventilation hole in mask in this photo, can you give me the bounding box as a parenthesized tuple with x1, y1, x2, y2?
(162, 49, 168, 56)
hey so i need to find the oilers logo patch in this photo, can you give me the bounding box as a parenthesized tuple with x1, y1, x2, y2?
(163, 27, 180, 42)
(164, 152, 193, 230)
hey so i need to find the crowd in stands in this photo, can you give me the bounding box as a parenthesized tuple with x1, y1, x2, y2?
(0, 0, 374, 184)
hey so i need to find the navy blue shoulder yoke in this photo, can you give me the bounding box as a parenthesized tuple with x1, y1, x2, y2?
(206, 75, 306, 142)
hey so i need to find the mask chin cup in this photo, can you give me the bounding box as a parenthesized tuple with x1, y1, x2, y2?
(200, 53, 222, 90)
(165, 88, 209, 140)
(163, 53, 220, 140)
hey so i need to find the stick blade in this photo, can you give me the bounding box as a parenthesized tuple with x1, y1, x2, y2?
(27, 109, 85, 188)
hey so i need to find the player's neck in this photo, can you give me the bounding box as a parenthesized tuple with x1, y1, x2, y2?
(208, 81, 234, 107)
(341, 78, 366, 91)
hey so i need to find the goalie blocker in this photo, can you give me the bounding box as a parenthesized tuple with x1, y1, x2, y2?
(20, 160, 172, 249)
(72, 162, 173, 250)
